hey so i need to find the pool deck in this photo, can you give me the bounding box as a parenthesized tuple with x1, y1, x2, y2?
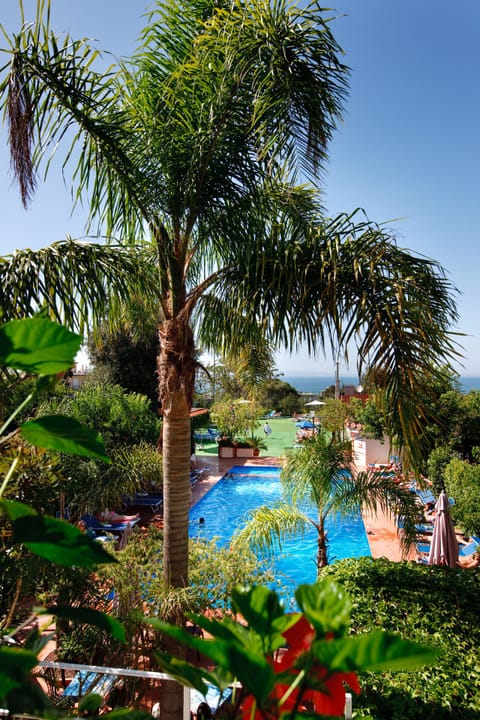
(191, 456, 412, 562)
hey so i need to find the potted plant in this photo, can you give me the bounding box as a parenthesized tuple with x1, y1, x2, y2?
(248, 434, 268, 457)
(217, 435, 237, 458)
(235, 439, 255, 458)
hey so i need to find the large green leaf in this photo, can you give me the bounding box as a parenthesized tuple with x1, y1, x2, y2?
(0, 646, 39, 695)
(150, 618, 275, 702)
(310, 631, 438, 673)
(0, 499, 37, 520)
(153, 652, 213, 694)
(231, 585, 292, 638)
(295, 581, 352, 636)
(46, 606, 125, 642)
(11, 514, 116, 566)
(20, 416, 110, 461)
(0, 318, 82, 374)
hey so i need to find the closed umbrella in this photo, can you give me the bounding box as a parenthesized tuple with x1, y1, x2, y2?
(428, 491, 458, 567)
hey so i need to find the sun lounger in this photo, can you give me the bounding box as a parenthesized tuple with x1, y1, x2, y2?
(415, 542, 431, 555)
(415, 489, 436, 505)
(459, 539, 480, 557)
(81, 514, 140, 534)
(415, 523, 435, 534)
(62, 670, 117, 701)
(123, 492, 163, 513)
(194, 428, 219, 442)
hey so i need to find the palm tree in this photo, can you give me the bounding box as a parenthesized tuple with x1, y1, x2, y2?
(0, 0, 458, 646)
(232, 433, 421, 569)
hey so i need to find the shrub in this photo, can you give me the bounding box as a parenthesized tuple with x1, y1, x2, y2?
(323, 557, 480, 719)
(444, 458, 480, 536)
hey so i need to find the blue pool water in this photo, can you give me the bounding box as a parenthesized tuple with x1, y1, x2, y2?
(189, 465, 371, 600)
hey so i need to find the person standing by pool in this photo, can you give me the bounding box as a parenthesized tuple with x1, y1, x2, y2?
(263, 421, 272, 438)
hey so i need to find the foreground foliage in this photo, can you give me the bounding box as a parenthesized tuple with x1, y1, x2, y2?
(0, 318, 121, 713)
(152, 580, 436, 719)
(0, 317, 454, 720)
(323, 557, 480, 719)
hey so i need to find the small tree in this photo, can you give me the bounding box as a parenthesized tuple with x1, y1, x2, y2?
(348, 397, 386, 440)
(210, 399, 264, 441)
(318, 399, 349, 439)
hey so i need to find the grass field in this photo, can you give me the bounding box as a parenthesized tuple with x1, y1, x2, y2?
(195, 416, 303, 460)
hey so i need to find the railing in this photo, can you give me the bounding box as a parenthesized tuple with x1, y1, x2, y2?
(35, 661, 353, 720)
(37, 660, 190, 719)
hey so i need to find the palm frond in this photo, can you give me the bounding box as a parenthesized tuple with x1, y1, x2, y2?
(0, 14, 151, 236)
(231, 503, 310, 557)
(282, 433, 352, 508)
(342, 469, 423, 556)
(0, 240, 158, 332)
(198, 206, 460, 469)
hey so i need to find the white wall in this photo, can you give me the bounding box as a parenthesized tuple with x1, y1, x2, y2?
(352, 436, 392, 470)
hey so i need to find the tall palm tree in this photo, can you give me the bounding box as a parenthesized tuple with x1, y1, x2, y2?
(232, 432, 421, 569)
(0, 0, 458, 651)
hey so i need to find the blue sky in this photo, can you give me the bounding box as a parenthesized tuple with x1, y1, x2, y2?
(1, 1, 479, 377)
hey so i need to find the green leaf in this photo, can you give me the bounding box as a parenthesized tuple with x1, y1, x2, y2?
(310, 631, 438, 673)
(0, 646, 39, 695)
(295, 581, 352, 635)
(20, 416, 110, 461)
(231, 585, 292, 639)
(148, 619, 226, 661)
(46, 606, 125, 642)
(150, 618, 275, 702)
(12, 515, 116, 566)
(0, 318, 82, 374)
(0, 499, 37, 520)
(153, 652, 213, 694)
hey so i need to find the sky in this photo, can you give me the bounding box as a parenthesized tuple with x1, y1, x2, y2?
(0, 1, 479, 378)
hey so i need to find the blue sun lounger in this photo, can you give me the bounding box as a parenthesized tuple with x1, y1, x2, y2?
(459, 539, 480, 557)
(62, 670, 117, 702)
(416, 542, 431, 555)
(123, 493, 163, 513)
(415, 488, 436, 505)
(81, 514, 140, 534)
(415, 523, 435, 534)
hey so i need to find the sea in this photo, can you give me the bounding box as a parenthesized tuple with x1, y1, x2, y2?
(282, 374, 480, 395)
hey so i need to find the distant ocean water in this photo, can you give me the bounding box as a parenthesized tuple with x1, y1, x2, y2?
(282, 374, 480, 395)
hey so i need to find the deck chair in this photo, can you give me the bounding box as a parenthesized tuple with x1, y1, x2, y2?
(81, 514, 139, 534)
(415, 542, 431, 555)
(124, 493, 163, 513)
(459, 539, 480, 557)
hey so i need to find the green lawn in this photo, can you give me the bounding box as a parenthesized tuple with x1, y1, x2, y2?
(195, 416, 301, 460)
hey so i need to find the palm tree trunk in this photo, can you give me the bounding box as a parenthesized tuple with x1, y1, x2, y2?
(157, 315, 195, 720)
(316, 518, 328, 570)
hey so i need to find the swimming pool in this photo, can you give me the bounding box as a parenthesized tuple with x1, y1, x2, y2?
(189, 465, 371, 600)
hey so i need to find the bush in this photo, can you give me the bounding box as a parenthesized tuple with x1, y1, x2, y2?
(100, 526, 275, 621)
(323, 557, 480, 719)
(42, 382, 160, 449)
(38, 383, 162, 514)
(444, 458, 480, 536)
